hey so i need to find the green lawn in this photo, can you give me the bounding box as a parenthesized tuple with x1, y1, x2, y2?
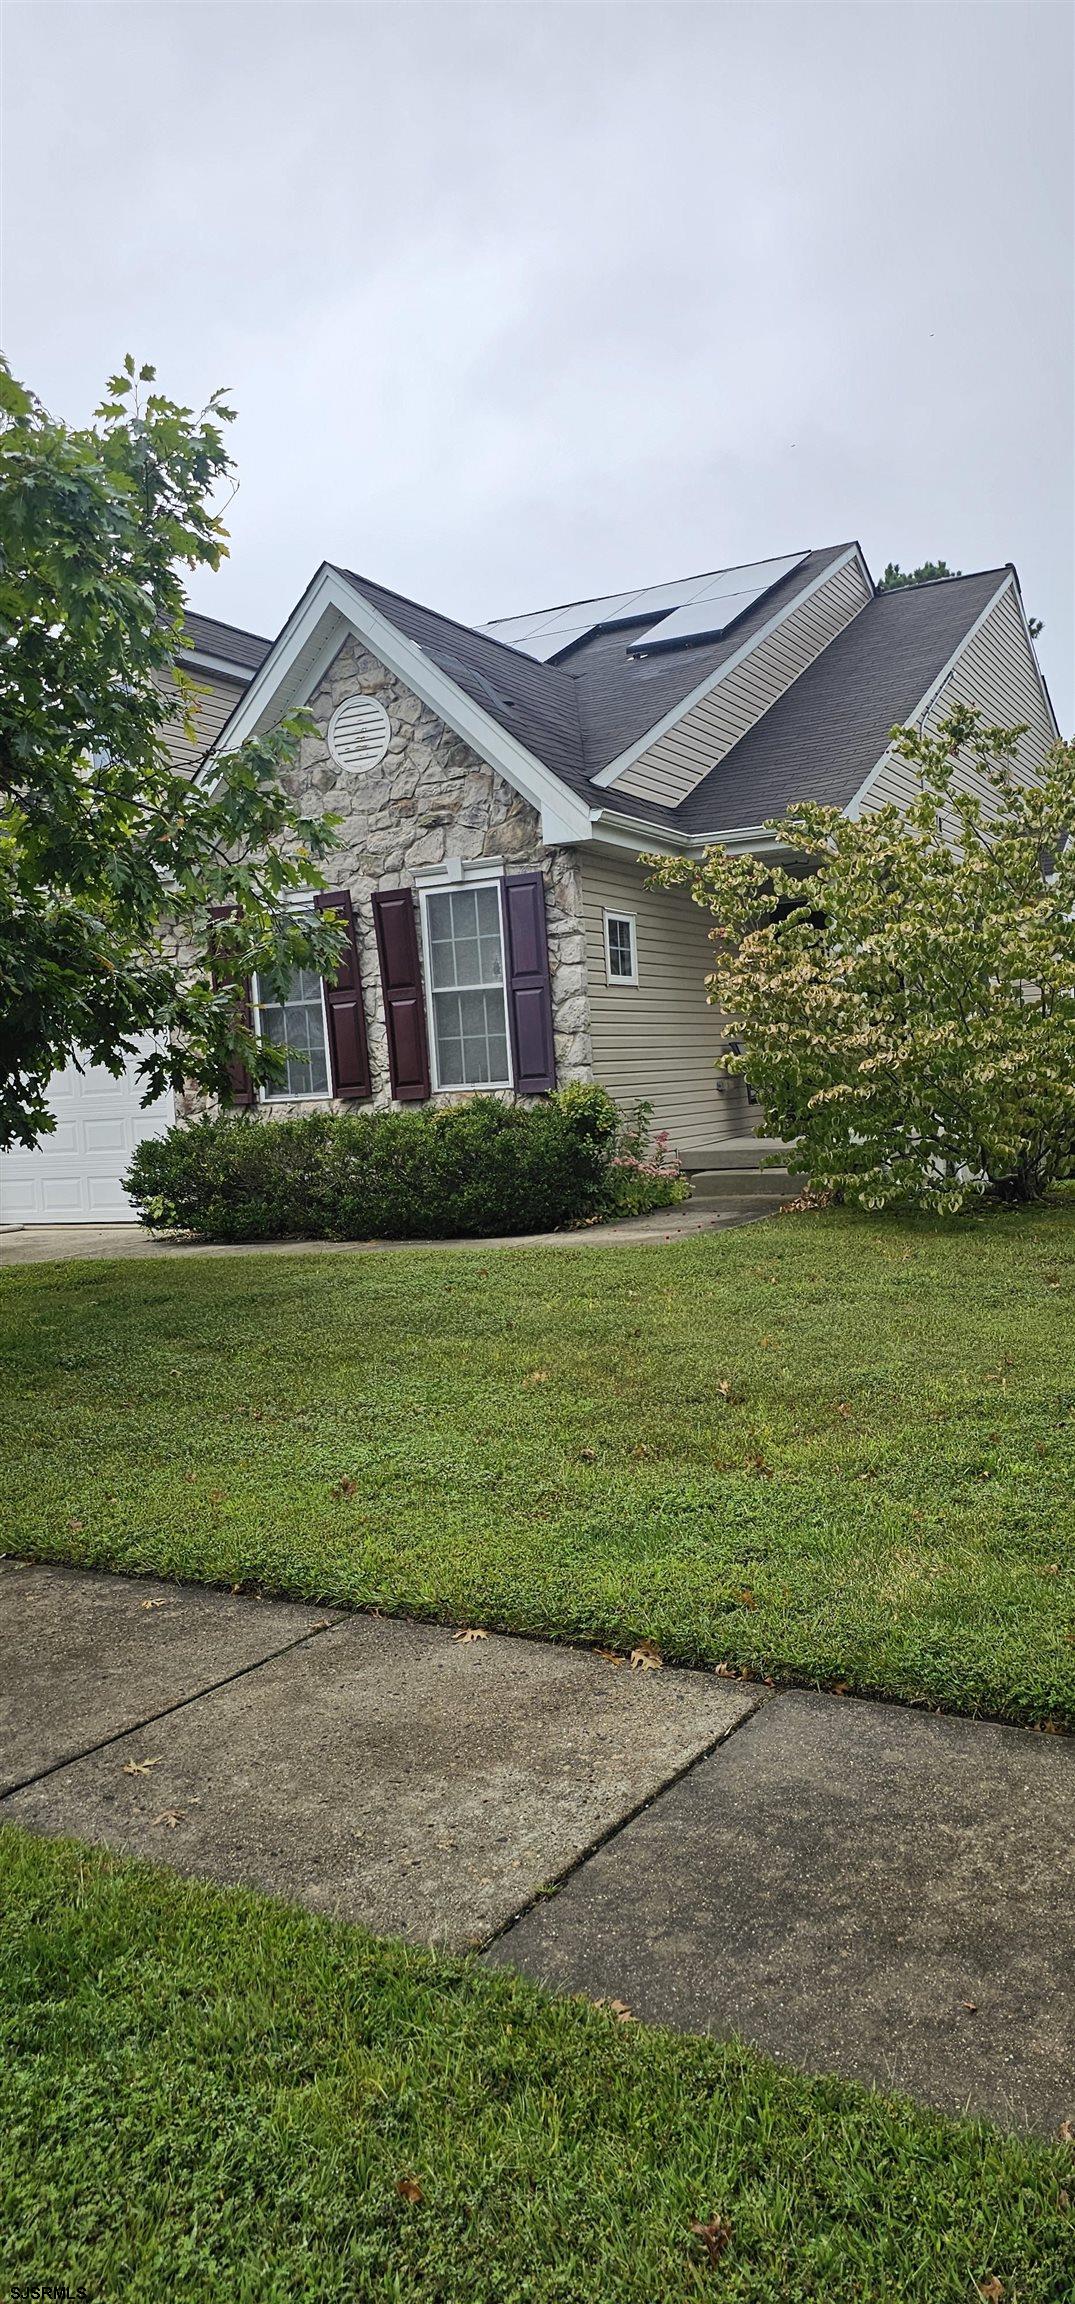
(2, 1205, 1074, 1725)
(1, 1826, 1071, 2303)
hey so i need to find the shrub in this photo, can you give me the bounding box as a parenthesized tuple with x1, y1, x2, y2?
(603, 1100, 689, 1220)
(124, 1085, 683, 1243)
(651, 707, 1075, 1212)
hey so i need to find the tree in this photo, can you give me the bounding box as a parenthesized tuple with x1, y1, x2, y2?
(650, 706, 1075, 1210)
(880, 558, 1042, 639)
(879, 559, 962, 590)
(0, 358, 343, 1151)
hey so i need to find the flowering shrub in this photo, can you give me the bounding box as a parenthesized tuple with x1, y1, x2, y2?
(604, 1104, 689, 1218)
(651, 708, 1075, 1212)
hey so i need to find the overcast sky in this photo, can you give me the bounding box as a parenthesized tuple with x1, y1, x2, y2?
(4, 0, 1073, 723)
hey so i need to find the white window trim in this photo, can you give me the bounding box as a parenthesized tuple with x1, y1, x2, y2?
(603, 908, 639, 986)
(418, 877, 514, 1094)
(251, 967, 333, 1103)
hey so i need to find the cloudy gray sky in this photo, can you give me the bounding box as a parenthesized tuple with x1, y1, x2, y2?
(4, 0, 1073, 723)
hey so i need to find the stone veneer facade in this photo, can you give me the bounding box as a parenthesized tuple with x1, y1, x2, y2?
(263, 635, 593, 1115)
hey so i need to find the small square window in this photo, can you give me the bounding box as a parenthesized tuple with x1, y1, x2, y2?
(604, 912, 638, 984)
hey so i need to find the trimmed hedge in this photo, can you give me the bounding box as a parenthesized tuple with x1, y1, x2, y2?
(124, 1088, 687, 1243)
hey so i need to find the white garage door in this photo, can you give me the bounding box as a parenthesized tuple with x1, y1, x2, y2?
(0, 1047, 174, 1225)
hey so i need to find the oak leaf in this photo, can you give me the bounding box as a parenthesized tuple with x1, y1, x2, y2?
(395, 2178, 423, 2204)
(630, 1639, 663, 1671)
(453, 1627, 488, 1644)
(689, 2215, 732, 2266)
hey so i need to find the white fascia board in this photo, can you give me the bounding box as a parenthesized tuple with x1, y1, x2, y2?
(591, 546, 867, 790)
(588, 811, 696, 859)
(200, 564, 594, 848)
(588, 810, 786, 861)
(175, 649, 253, 685)
(845, 573, 1014, 820)
(1007, 574, 1062, 741)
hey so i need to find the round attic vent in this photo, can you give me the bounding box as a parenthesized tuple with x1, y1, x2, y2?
(326, 694, 392, 774)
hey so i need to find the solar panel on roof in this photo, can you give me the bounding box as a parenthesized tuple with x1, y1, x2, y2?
(481, 551, 809, 663)
(626, 554, 809, 656)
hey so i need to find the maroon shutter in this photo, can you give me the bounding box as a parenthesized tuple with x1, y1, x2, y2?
(501, 872, 556, 1095)
(315, 889, 371, 1100)
(372, 888, 431, 1101)
(208, 904, 256, 1106)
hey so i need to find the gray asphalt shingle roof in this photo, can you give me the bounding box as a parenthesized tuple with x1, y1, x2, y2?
(677, 570, 1010, 832)
(184, 559, 1016, 840)
(179, 610, 273, 676)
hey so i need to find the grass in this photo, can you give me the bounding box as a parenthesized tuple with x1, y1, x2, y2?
(1, 1825, 1072, 2303)
(1, 1205, 1074, 1726)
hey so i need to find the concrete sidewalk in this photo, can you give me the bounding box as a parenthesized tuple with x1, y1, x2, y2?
(2, 1560, 1072, 2137)
(0, 1201, 757, 1264)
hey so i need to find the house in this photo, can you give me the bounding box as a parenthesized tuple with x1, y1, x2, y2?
(0, 546, 1058, 1223)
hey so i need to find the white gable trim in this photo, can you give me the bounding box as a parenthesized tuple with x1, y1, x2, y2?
(202, 563, 594, 848)
(845, 573, 1030, 821)
(176, 648, 252, 685)
(590, 546, 869, 790)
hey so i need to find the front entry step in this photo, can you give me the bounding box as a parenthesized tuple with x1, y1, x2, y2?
(688, 1169, 806, 1203)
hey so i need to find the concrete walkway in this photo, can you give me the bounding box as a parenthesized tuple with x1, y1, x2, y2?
(2, 1561, 1072, 2137)
(0, 1200, 761, 1265)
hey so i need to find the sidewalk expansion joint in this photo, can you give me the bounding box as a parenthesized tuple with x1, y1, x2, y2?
(475, 1683, 774, 1959)
(0, 1615, 348, 1801)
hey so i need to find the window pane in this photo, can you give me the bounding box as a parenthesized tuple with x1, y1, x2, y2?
(427, 886, 511, 1086)
(432, 988, 508, 1086)
(255, 965, 330, 1098)
(608, 917, 635, 978)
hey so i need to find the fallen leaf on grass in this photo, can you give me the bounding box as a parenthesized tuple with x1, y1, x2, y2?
(1059, 2119, 1075, 2146)
(578, 1447, 597, 1463)
(745, 1454, 773, 1478)
(122, 1757, 162, 1776)
(333, 1477, 359, 1499)
(976, 2279, 1005, 2302)
(453, 1628, 488, 1644)
(524, 1369, 549, 1386)
(630, 1639, 663, 1671)
(67, 1519, 83, 1533)
(689, 2215, 732, 2266)
(593, 1997, 636, 2022)
(738, 1589, 757, 1609)
(395, 2178, 423, 2204)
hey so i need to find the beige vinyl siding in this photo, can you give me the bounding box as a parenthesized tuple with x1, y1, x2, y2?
(579, 851, 751, 1161)
(610, 554, 871, 809)
(863, 583, 1056, 816)
(155, 666, 245, 775)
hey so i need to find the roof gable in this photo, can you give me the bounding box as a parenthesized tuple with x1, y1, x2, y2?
(196, 553, 1048, 855)
(677, 570, 1015, 834)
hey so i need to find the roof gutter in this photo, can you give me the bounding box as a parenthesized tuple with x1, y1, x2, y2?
(588, 809, 792, 860)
